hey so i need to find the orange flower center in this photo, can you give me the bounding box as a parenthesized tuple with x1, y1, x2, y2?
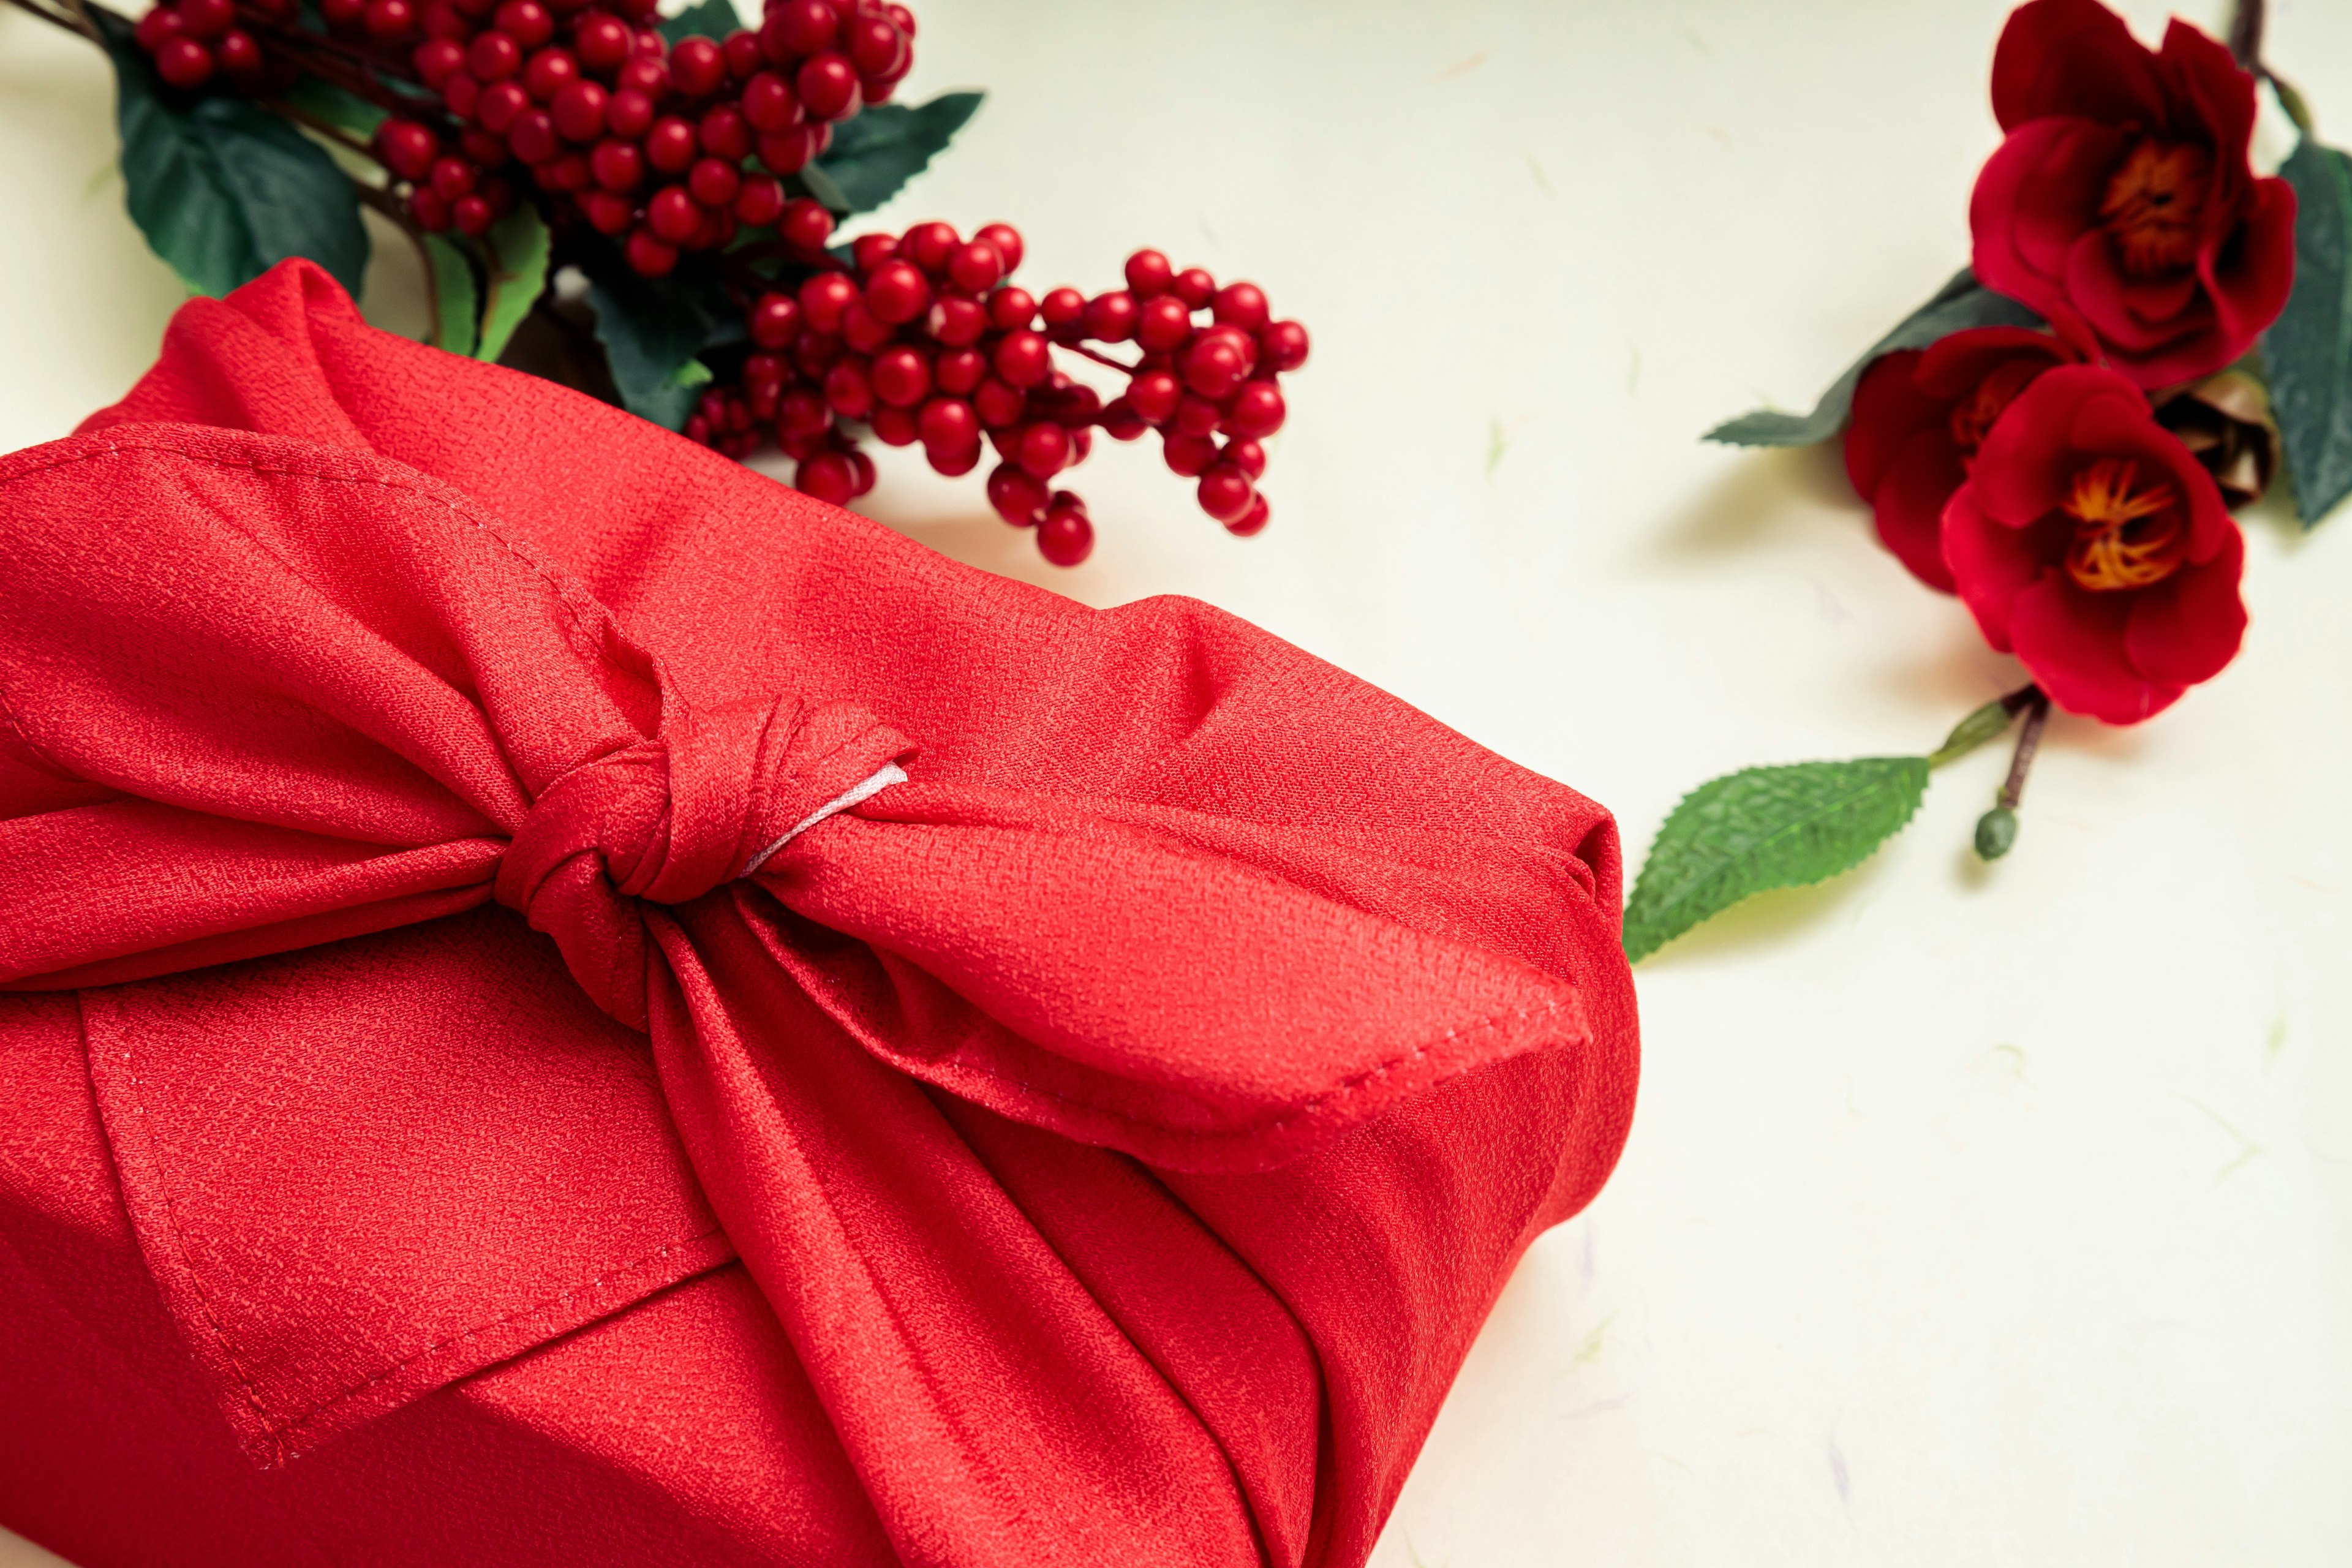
(2100, 138, 2212, 277)
(1947, 359, 2046, 455)
(2061, 458, 2185, 592)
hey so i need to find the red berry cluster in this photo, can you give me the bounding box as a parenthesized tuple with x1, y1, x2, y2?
(137, 0, 911, 266)
(687, 233, 1309, 565)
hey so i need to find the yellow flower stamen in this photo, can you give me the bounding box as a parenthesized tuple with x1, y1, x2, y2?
(2062, 458, 2185, 592)
(2101, 140, 2212, 277)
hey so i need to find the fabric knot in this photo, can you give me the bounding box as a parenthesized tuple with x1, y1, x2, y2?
(493, 694, 909, 1029)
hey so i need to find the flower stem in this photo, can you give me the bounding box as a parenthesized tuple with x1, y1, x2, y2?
(1972, 685, 2049, 861)
(2227, 0, 2316, 135)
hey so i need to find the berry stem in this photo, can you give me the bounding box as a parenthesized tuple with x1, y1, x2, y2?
(1059, 341, 1139, 377)
(1, 0, 99, 42)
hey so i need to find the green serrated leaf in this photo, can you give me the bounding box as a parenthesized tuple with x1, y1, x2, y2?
(2262, 137, 2352, 526)
(579, 243, 743, 430)
(1622, 757, 1931, 962)
(658, 0, 740, 44)
(1706, 269, 2042, 447)
(814, 92, 983, 214)
(420, 233, 479, 356)
(95, 11, 369, 298)
(476, 206, 550, 363)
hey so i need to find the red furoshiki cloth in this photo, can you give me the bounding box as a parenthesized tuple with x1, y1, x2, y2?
(0, 262, 1637, 1568)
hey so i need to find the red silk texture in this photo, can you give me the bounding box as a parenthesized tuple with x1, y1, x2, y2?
(0, 261, 1638, 1568)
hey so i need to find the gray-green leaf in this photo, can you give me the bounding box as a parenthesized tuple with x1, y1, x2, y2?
(657, 0, 741, 45)
(814, 92, 983, 214)
(581, 243, 743, 430)
(1622, 757, 1930, 961)
(96, 11, 368, 298)
(476, 206, 550, 363)
(1705, 270, 2041, 447)
(2261, 137, 2352, 527)
(420, 233, 479, 356)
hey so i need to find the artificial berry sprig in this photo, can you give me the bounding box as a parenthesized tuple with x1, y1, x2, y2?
(687, 227, 1308, 565)
(110, 0, 1308, 564)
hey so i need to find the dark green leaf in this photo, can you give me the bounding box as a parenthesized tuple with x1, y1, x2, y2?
(476, 206, 550, 363)
(579, 244, 743, 430)
(1705, 269, 2041, 447)
(420, 233, 478, 356)
(2262, 137, 2352, 526)
(95, 12, 369, 298)
(814, 92, 983, 214)
(794, 161, 853, 216)
(279, 74, 387, 138)
(1622, 757, 1930, 961)
(658, 0, 741, 43)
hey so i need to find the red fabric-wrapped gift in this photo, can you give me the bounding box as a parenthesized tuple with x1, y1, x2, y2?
(0, 261, 1638, 1568)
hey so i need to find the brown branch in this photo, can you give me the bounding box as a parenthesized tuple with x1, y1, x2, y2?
(2, 0, 97, 40)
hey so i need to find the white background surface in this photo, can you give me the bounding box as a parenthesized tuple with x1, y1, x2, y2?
(5, 1, 2350, 1562)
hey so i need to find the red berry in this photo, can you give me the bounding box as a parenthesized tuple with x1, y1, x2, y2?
(154, 36, 214, 86)
(1099, 398, 1147, 442)
(777, 198, 832, 252)
(839, 298, 890, 353)
(180, 0, 233, 37)
(899, 221, 958, 274)
(477, 80, 532, 132)
(1173, 395, 1222, 437)
(973, 378, 1026, 428)
(320, 0, 364, 25)
(1196, 464, 1254, 524)
(918, 395, 977, 450)
(1036, 507, 1093, 566)
(945, 239, 1003, 293)
(1128, 369, 1180, 425)
(410, 187, 451, 230)
(973, 223, 1023, 274)
(742, 70, 801, 130)
(1183, 334, 1248, 400)
(987, 287, 1036, 331)
(647, 184, 703, 243)
(778, 385, 831, 437)
(887, 4, 914, 35)
(1172, 267, 1216, 309)
(687, 156, 740, 208)
(575, 14, 630, 70)
(1134, 294, 1191, 352)
(734, 173, 785, 226)
(135, 6, 184, 49)
(1082, 290, 1137, 342)
(589, 137, 642, 190)
(1223, 380, 1286, 439)
(797, 451, 857, 505)
(1123, 249, 1173, 298)
(926, 440, 981, 478)
(796, 51, 859, 119)
(793, 330, 843, 379)
(1226, 493, 1270, 537)
(798, 271, 860, 333)
(507, 110, 560, 164)
(216, 27, 261, 75)
(468, 29, 522, 79)
(581, 189, 633, 233)
(987, 462, 1049, 526)
(453, 192, 495, 235)
(824, 358, 875, 418)
(524, 46, 578, 100)
(461, 127, 505, 164)
(615, 54, 668, 97)
(864, 259, 930, 325)
(1212, 282, 1270, 333)
(847, 447, 876, 496)
(1016, 421, 1071, 478)
(1161, 431, 1218, 477)
(756, 125, 819, 173)
(850, 232, 897, 273)
(845, 12, 904, 77)
(1038, 287, 1085, 330)
(872, 405, 919, 445)
(551, 78, 606, 141)
(934, 345, 985, 393)
(992, 330, 1049, 389)
(872, 344, 932, 408)
(1224, 437, 1267, 480)
(698, 104, 752, 159)
(645, 115, 697, 171)
(744, 352, 786, 390)
(928, 296, 986, 347)
(722, 28, 763, 80)
(492, 0, 550, 45)
(1261, 320, 1310, 373)
(606, 86, 654, 138)
(537, 153, 590, 191)
(765, 0, 836, 56)
(442, 72, 483, 119)
(374, 118, 439, 180)
(670, 35, 725, 96)
(429, 154, 476, 200)
(364, 0, 416, 39)
(749, 292, 802, 348)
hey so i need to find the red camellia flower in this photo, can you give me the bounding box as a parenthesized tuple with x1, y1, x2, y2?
(1969, 0, 2295, 389)
(1845, 325, 2088, 592)
(1943, 364, 2245, 724)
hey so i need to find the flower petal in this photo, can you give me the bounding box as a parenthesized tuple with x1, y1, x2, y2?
(2122, 526, 2247, 687)
(2008, 572, 2182, 723)
(1874, 430, 1966, 594)
(1971, 120, 2128, 315)
(1991, 0, 2169, 131)
(1844, 350, 1940, 500)
(1943, 484, 2059, 652)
